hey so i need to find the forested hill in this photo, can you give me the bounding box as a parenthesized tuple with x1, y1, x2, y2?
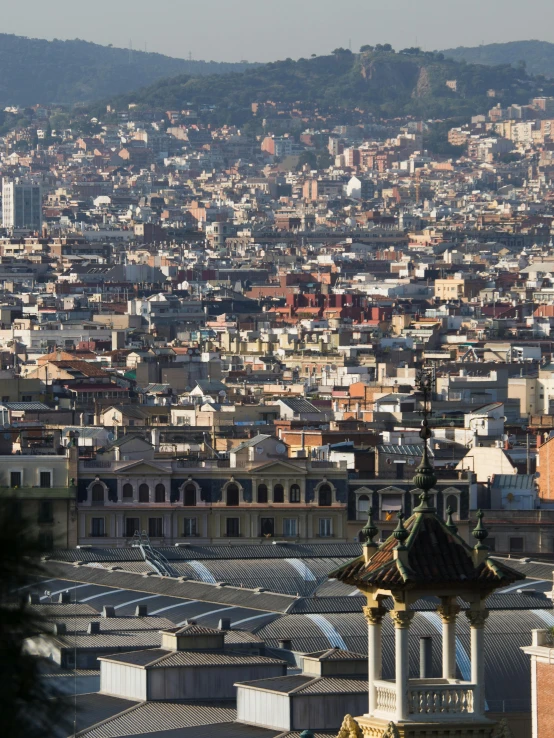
(441, 40, 554, 78)
(101, 47, 554, 123)
(0, 34, 254, 106)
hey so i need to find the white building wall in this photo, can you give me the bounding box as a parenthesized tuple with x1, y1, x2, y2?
(236, 688, 290, 730)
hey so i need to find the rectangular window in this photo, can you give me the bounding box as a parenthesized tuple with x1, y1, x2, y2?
(38, 500, 53, 524)
(487, 537, 496, 552)
(40, 471, 52, 488)
(10, 471, 22, 488)
(260, 517, 274, 537)
(283, 518, 298, 538)
(226, 517, 240, 538)
(183, 518, 197, 537)
(381, 494, 403, 520)
(318, 518, 332, 538)
(125, 518, 139, 537)
(509, 537, 524, 553)
(91, 518, 105, 537)
(148, 517, 163, 537)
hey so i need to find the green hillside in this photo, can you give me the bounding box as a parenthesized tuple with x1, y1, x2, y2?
(101, 47, 553, 123)
(441, 40, 554, 78)
(0, 34, 254, 106)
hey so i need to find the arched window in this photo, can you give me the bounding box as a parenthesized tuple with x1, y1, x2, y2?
(226, 484, 239, 506)
(357, 494, 370, 519)
(290, 484, 301, 503)
(446, 494, 459, 517)
(273, 484, 284, 503)
(122, 483, 133, 500)
(155, 483, 166, 503)
(139, 484, 150, 503)
(318, 484, 332, 507)
(184, 483, 197, 506)
(257, 484, 268, 504)
(91, 483, 104, 505)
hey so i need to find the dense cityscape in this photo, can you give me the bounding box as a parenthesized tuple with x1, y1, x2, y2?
(4, 18, 554, 738)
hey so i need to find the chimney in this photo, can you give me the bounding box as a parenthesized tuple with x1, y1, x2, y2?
(53, 623, 67, 636)
(218, 618, 231, 631)
(58, 591, 71, 604)
(28, 593, 39, 605)
(102, 606, 116, 618)
(135, 605, 148, 617)
(87, 621, 100, 635)
(419, 636, 432, 678)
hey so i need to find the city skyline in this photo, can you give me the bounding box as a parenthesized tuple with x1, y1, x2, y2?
(4, 0, 554, 63)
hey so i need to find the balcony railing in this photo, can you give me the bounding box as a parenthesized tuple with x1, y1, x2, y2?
(375, 679, 476, 721)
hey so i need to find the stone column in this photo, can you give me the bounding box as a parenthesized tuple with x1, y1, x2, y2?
(466, 608, 489, 716)
(115, 513, 123, 540)
(391, 610, 414, 721)
(437, 601, 460, 680)
(363, 605, 386, 716)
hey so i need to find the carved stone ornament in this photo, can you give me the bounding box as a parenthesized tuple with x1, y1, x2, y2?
(336, 714, 363, 738)
(390, 610, 414, 629)
(465, 609, 489, 628)
(381, 722, 400, 738)
(491, 718, 514, 738)
(436, 603, 461, 624)
(363, 605, 387, 625)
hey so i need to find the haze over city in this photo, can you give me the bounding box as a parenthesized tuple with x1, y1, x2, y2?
(2, 0, 554, 62)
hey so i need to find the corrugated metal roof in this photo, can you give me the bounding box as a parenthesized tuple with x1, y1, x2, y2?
(491, 474, 536, 489)
(377, 444, 432, 457)
(42, 562, 297, 613)
(44, 616, 175, 633)
(295, 677, 367, 695)
(77, 702, 237, 738)
(238, 675, 313, 693)
(52, 631, 162, 650)
(55, 693, 138, 738)
(49, 543, 363, 563)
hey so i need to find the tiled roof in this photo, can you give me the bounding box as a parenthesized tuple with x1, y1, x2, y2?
(331, 509, 525, 591)
(101, 649, 286, 669)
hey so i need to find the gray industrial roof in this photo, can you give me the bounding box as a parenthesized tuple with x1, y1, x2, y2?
(76, 701, 237, 738)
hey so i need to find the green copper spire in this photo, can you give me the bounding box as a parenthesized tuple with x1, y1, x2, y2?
(472, 509, 489, 550)
(361, 507, 378, 548)
(445, 505, 458, 534)
(392, 511, 409, 549)
(412, 369, 437, 512)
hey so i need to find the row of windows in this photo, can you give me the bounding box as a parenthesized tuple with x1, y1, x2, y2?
(356, 493, 460, 519)
(9, 499, 53, 523)
(9, 471, 52, 488)
(89, 516, 335, 539)
(90, 483, 334, 507)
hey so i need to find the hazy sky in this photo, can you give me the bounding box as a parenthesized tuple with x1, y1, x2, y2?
(4, 0, 554, 63)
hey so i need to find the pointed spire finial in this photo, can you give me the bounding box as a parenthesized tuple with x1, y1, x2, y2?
(445, 505, 458, 534)
(472, 509, 489, 550)
(392, 511, 409, 549)
(413, 368, 437, 510)
(361, 507, 378, 548)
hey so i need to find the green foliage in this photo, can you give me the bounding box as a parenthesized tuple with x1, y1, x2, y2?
(0, 33, 256, 106)
(441, 40, 554, 78)
(424, 121, 466, 157)
(98, 48, 554, 123)
(0, 502, 69, 736)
